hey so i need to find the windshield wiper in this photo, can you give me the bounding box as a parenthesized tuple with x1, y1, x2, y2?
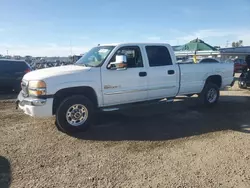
(74, 63, 95, 67)
(84, 64, 95, 67)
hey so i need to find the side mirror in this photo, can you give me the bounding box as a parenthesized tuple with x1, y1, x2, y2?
(109, 55, 127, 70)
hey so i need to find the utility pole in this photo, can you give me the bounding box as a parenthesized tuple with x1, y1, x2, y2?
(6, 49, 8, 55)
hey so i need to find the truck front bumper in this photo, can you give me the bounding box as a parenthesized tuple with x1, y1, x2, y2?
(16, 92, 53, 118)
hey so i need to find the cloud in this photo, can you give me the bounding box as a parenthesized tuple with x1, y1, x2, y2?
(146, 36, 161, 41)
(0, 44, 91, 56)
(180, 7, 193, 15)
(169, 29, 250, 47)
(236, 33, 250, 46)
(78, 36, 90, 40)
(176, 29, 233, 41)
(2, 28, 250, 56)
(46, 43, 58, 48)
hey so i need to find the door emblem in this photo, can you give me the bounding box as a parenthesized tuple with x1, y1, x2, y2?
(104, 85, 120, 89)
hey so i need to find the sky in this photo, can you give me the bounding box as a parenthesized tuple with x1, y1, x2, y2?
(0, 0, 250, 56)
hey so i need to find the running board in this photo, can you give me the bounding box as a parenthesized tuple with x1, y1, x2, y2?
(100, 98, 174, 112)
(101, 108, 120, 112)
(159, 98, 174, 103)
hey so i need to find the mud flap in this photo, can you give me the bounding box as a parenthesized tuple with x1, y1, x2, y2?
(15, 100, 20, 110)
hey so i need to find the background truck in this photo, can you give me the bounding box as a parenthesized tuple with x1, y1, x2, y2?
(0, 59, 32, 92)
(16, 43, 234, 134)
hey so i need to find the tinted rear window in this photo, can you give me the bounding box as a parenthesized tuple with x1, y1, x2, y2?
(0, 60, 29, 72)
(145, 46, 173, 67)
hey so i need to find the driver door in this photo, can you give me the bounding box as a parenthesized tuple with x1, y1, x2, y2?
(101, 46, 148, 106)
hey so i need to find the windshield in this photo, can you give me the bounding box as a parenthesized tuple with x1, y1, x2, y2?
(75, 46, 115, 67)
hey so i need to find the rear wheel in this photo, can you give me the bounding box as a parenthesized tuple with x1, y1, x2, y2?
(238, 80, 247, 89)
(199, 83, 219, 106)
(56, 95, 94, 134)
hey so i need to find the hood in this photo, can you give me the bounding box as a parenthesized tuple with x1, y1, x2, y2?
(23, 65, 91, 81)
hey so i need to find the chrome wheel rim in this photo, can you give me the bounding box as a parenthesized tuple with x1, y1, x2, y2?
(207, 88, 217, 103)
(66, 104, 88, 126)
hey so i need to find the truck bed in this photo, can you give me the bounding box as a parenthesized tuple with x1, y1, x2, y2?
(178, 62, 234, 95)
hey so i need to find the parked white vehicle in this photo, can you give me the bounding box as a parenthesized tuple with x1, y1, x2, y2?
(16, 43, 234, 133)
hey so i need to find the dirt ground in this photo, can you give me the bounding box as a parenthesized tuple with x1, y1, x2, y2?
(1, 79, 250, 188)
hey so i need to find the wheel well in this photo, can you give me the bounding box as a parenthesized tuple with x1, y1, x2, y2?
(205, 75, 222, 88)
(52, 86, 98, 115)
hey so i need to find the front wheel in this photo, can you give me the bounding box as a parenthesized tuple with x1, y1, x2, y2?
(199, 83, 219, 107)
(56, 95, 94, 134)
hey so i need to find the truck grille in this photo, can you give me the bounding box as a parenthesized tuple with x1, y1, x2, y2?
(21, 80, 29, 97)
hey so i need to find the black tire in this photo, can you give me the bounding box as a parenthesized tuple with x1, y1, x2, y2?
(56, 95, 94, 134)
(198, 83, 219, 107)
(238, 80, 247, 89)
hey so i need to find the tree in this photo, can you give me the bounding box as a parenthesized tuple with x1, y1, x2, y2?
(239, 40, 243, 46)
(232, 40, 243, 47)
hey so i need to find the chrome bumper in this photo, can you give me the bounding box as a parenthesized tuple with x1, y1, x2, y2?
(15, 91, 53, 117)
(16, 92, 47, 109)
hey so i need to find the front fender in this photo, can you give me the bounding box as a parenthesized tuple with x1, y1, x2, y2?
(48, 81, 103, 106)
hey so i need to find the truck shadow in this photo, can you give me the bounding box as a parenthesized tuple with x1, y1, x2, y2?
(0, 156, 11, 188)
(72, 95, 250, 141)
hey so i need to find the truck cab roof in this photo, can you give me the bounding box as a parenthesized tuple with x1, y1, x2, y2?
(0, 59, 26, 62)
(99, 42, 172, 47)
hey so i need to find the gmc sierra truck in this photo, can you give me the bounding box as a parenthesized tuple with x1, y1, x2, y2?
(16, 43, 234, 133)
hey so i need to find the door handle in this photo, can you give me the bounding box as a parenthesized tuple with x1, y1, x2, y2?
(139, 72, 147, 77)
(168, 70, 175, 75)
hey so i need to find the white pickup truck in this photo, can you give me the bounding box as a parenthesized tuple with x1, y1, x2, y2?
(16, 43, 234, 133)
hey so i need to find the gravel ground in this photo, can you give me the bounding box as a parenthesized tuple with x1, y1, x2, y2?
(1, 82, 250, 187)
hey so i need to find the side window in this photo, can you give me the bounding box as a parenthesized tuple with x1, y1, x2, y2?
(12, 61, 28, 71)
(109, 46, 143, 68)
(145, 46, 173, 67)
(0, 61, 28, 72)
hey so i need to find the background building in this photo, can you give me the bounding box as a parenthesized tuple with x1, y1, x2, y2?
(173, 38, 250, 63)
(173, 38, 220, 63)
(219, 46, 250, 61)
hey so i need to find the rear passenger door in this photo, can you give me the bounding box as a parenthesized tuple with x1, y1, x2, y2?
(144, 45, 179, 99)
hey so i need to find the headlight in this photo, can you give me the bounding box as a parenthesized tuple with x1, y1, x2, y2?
(28, 80, 46, 96)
